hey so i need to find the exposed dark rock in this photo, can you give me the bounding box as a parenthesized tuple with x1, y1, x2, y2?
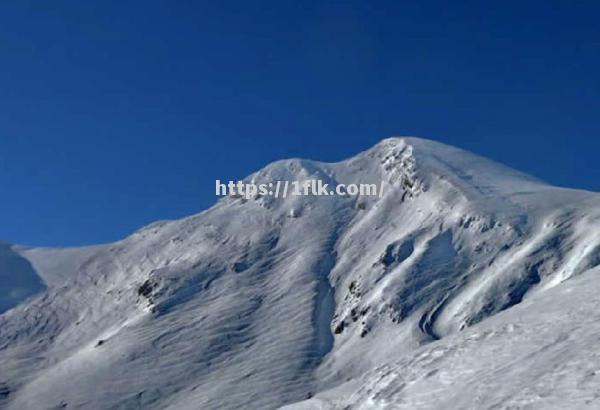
(137, 280, 154, 298)
(334, 321, 346, 335)
(348, 281, 356, 293)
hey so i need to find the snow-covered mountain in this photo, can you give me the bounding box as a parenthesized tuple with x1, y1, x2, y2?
(1, 137, 599, 409)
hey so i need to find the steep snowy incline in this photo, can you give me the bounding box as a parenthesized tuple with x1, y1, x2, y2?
(284, 266, 600, 409)
(1, 137, 599, 409)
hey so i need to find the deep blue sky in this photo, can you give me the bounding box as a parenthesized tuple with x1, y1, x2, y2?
(1, 1, 599, 247)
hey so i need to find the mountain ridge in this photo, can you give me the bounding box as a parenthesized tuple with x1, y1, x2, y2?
(1, 137, 599, 409)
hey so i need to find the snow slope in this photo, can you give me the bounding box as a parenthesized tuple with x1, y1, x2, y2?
(1, 137, 599, 409)
(284, 266, 600, 410)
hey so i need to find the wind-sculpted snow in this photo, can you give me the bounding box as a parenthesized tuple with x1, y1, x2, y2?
(1, 137, 599, 409)
(284, 267, 600, 409)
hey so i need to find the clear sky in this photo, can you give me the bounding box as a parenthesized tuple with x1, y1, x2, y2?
(1, 1, 599, 247)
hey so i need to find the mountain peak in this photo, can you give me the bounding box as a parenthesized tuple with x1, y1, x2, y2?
(2, 138, 600, 409)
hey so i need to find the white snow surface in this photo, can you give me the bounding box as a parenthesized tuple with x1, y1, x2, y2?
(1, 137, 599, 409)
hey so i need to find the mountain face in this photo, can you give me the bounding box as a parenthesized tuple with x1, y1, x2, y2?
(1, 137, 599, 409)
